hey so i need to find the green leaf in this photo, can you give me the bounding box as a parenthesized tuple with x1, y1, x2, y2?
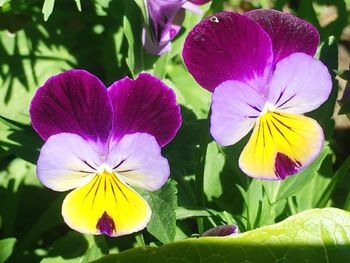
(316, 155, 350, 208)
(42, 0, 56, 21)
(0, 238, 17, 263)
(94, 208, 350, 263)
(143, 180, 178, 244)
(41, 232, 108, 263)
(74, 0, 81, 11)
(0, 0, 7, 7)
(334, 69, 350, 80)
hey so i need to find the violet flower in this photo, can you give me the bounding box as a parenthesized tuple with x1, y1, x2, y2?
(30, 70, 181, 236)
(183, 10, 332, 180)
(143, 0, 210, 55)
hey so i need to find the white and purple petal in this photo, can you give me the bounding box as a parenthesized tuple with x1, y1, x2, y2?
(211, 80, 265, 146)
(30, 70, 113, 143)
(37, 133, 102, 192)
(245, 9, 319, 66)
(143, 0, 186, 55)
(183, 11, 273, 92)
(108, 73, 181, 147)
(267, 53, 332, 114)
(106, 133, 169, 191)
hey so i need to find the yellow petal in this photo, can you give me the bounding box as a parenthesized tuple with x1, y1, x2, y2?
(62, 169, 151, 236)
(239, 111, 323, 180)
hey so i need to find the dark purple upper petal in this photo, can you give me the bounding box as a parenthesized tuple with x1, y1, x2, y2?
(143, 0, 186, 55)
(29, 70, 113, 143)
(183, 11, 273, 92)
(108, 73, 182, 147)
(245, 9, 319, 66)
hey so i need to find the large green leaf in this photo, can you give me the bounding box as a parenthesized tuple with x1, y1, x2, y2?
(94, 208, 350, 263)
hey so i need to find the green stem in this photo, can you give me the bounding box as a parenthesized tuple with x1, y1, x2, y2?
(135, 232, 145, 247)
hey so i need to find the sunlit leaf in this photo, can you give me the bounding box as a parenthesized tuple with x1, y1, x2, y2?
(0, 238, 16, 263)
(94, 208, 350, 263)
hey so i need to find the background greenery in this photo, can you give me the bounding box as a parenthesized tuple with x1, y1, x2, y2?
(1, 0, 350, 262)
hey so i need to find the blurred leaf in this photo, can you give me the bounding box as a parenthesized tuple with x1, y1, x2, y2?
(0, 116, 42, 164)
(335, 69, 350, 80)
(74, 0, 81, 11)
(176, 207, 211, 220)
(262, 145, 331, 204)
(317, 155, 350, 208)
(41, 232, 108, 263)
(0, 238, 16, 263)
(94, 208, 350, 263)
(0, 0, 7, 7)
(143, 180, 178, 244)
(42, 0, 56, 21)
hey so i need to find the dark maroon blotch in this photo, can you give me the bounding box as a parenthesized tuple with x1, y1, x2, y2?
(96, 211, 116, 236)
(274, 152, 301, 179)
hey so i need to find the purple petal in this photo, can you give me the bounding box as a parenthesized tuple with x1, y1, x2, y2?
(37, 133, 102, 191)
(245, 9, 319, 65)
(202, 225, 238, 237)
(106, 133, 169, 191)
(183, 11, 273, 92)
(108, 73, 182, 147)
(144, 0, 186, 55)
(188, 0, 211, 5)
(210, 80, 265, 146)
(30, 70, 113, 143)
(268, 53, 332, 114)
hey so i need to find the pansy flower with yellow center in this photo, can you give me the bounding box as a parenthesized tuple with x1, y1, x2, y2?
(30, 70, 181, 236)
(183, 10, 332, 180)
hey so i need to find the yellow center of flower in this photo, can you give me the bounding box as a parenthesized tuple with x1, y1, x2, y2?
(61, 164, 151, 236)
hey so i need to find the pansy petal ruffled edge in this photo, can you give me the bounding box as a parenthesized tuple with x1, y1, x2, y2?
(183, 11, 273, 92)
(239, 112, 324, 180)
(267, 53, 332, 114)
(36, 133, 103, 192)
(245, 9, 319, 66)
(30, 70, 113, 143)
(108, 73, 182, 147)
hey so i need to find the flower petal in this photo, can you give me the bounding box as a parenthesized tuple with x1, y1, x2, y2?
(183, 11, 273, 92)
(245, 9, 319, 65)
(107, 133, 169, 191)
(62, 170, 151, 237)
(108, 73, 181, 147)
(30, 70, 113, 143)
(144, 0, 186, 55)
(267, 53, 332, 114)
(239, 111, 324, 180)
(188, 0, 211, 5)
(210, 80, 265, 146)
(37, 133, 102, 192)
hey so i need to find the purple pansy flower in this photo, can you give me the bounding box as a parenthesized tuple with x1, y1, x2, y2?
(30, 70, 181, 236)
(183, 9, 332, 180)
(143, 0, 211, 55)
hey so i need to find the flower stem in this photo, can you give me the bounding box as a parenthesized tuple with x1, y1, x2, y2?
(135, 232, 145, 247)
(194, 112, 211, 234)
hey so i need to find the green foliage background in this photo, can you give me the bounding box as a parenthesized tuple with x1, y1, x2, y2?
(1, 0, 350, 262)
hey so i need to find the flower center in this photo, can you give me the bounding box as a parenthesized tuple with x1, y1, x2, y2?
(97, 163, 113, 175)
(260, 102, 276, 116)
